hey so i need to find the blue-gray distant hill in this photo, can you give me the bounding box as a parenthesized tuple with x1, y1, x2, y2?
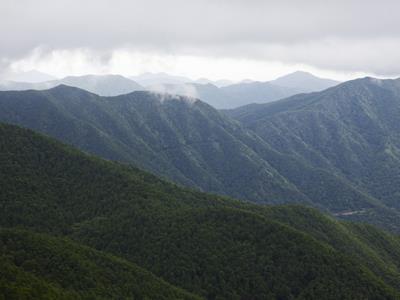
(0, 74, 144, 96)
(270, 71, 340, 92)
(147, 71, 340, 109)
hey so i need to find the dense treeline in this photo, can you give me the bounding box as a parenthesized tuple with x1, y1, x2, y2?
(1, 123, 400, 299)
(0, 228, 199, 300)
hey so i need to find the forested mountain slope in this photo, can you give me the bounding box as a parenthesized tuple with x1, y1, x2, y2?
(227, 77, 400, 229)
(0, 229, 199, 300)
(2, 123, 400, 299)
(0, 85, 304, 204)
(1, 85, 400, 232)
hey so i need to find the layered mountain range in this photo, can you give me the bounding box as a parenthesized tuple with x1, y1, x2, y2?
(148, 71, 339, 108)
(0, 77, 400, 233)
(0, 71, 339, 108)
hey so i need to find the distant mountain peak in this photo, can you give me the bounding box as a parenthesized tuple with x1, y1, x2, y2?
(61, 73, 136, 82)
(271, 71, 340, 92)
(279, 70, 317, 78)
(274, 70, 336, 81)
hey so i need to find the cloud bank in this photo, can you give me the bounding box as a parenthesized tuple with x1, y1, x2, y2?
(2, 0, 400, 79)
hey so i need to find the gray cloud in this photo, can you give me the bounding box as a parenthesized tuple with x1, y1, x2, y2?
(2, 0, 400, 75)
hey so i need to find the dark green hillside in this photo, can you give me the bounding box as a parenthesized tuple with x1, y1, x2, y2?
(2, 123, 400, 299)
(261, 206, 400, 290)
(0, 229, 199, 300)
(72, 205, 400, 299)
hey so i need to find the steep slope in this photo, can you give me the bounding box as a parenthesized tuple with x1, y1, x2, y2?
(228, 77, 400, 230)
(0, 229, 199, 300)
(0, 74, 144, 96)
(0, 85, 304, 204)
(2, 123, 400, 299)
(270, 71, 339, 92)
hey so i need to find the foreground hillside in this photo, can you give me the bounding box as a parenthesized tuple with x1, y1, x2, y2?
(2, 123, 400, 299)
(0, 229, 198, 300)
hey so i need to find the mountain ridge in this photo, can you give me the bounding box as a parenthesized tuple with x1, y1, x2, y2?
(0, 74, 144, 96)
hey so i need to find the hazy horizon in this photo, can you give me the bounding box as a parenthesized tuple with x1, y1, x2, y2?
(1, 69, 346, 84)
(2, 0, 400, 82)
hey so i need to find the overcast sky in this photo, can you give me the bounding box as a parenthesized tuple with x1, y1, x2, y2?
(2, 0, 400, 81)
